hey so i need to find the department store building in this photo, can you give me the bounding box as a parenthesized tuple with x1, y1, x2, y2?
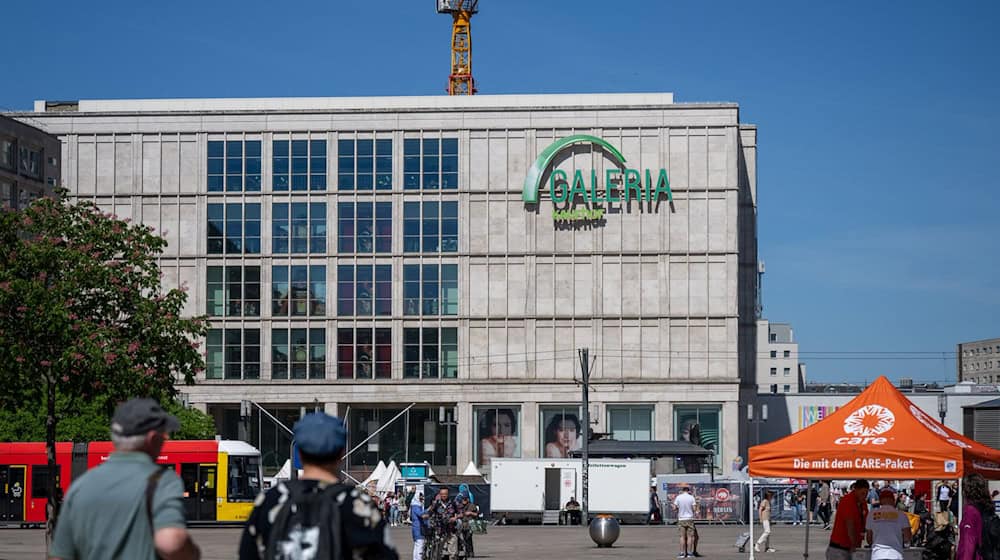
(18, 93, 759, 475)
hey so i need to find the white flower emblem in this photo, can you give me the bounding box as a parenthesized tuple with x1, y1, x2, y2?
(843, 405, 895, 436)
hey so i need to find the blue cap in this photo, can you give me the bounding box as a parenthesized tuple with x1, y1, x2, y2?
(293, 412, 347, 458)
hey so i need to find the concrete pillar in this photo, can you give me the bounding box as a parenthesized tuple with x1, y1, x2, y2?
(655, 401, 673, 440)
(721, 399, 738, 474)
(456, 401, 473, 472)
(324, 402, 340, 417)
(521, 401, 538, 458)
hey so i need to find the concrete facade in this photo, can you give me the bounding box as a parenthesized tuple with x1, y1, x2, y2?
(16, 93, 759, 475)
(0, 114, 60, 208)
(958, 337, 1000, 384)
(755, 319, 800, 393)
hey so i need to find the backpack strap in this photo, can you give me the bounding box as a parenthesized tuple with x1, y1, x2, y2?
(145, 466, 167, 559)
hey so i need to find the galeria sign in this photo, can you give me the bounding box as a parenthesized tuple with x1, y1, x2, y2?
(522, 135, 673, 219)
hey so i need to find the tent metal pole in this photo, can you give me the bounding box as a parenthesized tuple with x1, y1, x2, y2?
(804, 480, 811, 560)
(956, 477, 963, 549)
(749, 477, 756, 560)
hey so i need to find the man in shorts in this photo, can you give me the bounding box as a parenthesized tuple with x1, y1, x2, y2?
(673, 486, 699, 559)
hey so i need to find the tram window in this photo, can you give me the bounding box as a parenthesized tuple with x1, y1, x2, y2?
(228, 456, 262, 501)
(31, 466, 59, 499)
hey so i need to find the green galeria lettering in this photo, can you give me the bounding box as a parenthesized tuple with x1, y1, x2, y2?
(623, 169, 641, 201)
(550, 169, 569, 203)
(570, 170, 588, 201)
(652, 168, 673, 201)
(605, 169, 621, 202)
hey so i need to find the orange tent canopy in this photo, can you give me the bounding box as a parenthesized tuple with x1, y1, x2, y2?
(749, 376, 1000, 480)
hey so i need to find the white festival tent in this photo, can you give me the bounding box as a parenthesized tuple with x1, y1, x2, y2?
(362, 460, 387, 487)
(376, 461, 401, 495)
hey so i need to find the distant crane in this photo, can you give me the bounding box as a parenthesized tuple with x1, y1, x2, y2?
(436, 0, 478, 95)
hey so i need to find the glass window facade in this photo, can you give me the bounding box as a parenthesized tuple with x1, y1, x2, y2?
(607, 405, 653, 441)
(337, 265, 391, 316)
(0, 137, 15, 171)
(336, 327, 391, 379)
(674, 405, 721, 468)
(272, 265, 325, 317)
(206, 328, 260, 380)
(338, 201, 391, 253)
(403, 327, 457, 379)
(207, 203, 261, 254)
(272, 202, 326, 254)
(404, 138, 458, 190)
(207, 140, 261, 192)
(206, 266, 260, 317)
(346, 407, 457, 470)
(338, 138, 392, 191)
(272, 328, 325, 380)
(273, 139, 326, 191)
(403, 201, 458, 253)
(18, 146, 42, 179)
(474, 406, 520, 467)
(403, 263, 458, 316)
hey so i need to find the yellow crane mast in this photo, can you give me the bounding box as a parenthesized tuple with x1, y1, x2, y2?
(436, 0, 478, 95)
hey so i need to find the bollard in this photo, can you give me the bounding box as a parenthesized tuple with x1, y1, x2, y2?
(589, 514, 621, 548)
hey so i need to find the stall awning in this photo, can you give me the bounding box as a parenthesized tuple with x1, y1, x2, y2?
(749, 376, 1000, 479)
(569, 439, 713, 458)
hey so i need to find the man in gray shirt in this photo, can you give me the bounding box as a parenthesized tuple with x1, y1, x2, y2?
(50, 398, 200, 560)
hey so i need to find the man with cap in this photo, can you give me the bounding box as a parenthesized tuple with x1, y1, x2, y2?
(238, 412, 398, 560)
(49, 397, 200, 560)
(865, 488, 912, 560)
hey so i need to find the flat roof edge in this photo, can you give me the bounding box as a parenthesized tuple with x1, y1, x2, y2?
(28, 93, 705, 114)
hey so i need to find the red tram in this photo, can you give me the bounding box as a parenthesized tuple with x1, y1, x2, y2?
(0, 440, 261, 526)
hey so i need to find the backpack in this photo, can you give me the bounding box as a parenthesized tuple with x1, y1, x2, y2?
(265, 481, 350, 560)
(980, 507, 1000, 560)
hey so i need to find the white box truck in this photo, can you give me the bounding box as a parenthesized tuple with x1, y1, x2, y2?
(490, 458, 650, 523)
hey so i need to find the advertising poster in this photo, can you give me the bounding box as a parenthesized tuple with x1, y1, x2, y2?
(797, 405, 839, 431)
(661, 482, 745, 523)
(474, 406, 521, 467)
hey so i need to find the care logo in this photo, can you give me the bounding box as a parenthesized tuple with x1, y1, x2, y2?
(834, 404, 895, 445)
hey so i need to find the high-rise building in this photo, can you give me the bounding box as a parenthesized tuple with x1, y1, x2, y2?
(16, 93, 759, 475)
(756, 319, 801, 394)
(957, 337, 1000, 384)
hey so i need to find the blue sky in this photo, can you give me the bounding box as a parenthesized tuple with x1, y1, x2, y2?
(3, 0, 998, 384)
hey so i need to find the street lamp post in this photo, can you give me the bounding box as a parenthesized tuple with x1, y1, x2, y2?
(439, 406, 458, 473)
(938, 394, 948, 425)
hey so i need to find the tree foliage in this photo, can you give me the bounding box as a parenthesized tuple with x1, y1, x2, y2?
(0, 398, 217, 442)
(0, 194, 207, 413)
(0, 194, 210, 527)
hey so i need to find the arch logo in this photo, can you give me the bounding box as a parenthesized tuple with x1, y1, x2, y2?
(521, 135, 673, 218)
(834, 404, 895, 445)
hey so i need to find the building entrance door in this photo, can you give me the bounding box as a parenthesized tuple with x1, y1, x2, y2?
(544, 468, 561, 510)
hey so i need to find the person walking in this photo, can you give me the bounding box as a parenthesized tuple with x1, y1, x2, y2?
(938, 483, 952, 514)
(755, 490, 777, 553)
(673, 486, 699, 558)
(238, 412, 398, 559)
(409, 494, 427, 560)
(827, 479, 870, 560)
(817, 481, 832, 530)
(865, 489, 912, 560)
(49, 398, 201, 560)
(957, 473, 993, 560)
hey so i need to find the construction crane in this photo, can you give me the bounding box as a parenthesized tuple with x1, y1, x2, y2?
(436, 0, 478, 95)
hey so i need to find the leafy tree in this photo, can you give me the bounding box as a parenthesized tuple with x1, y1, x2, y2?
(0, 398, 217, 442)
(0, 193, 207, 532)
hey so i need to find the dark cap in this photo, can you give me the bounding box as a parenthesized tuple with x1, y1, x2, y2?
(880, 489, 896, 501)
(294, 412, 347, 458)
(111, 398, 180, 436)
(853, 479, 870, 490)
